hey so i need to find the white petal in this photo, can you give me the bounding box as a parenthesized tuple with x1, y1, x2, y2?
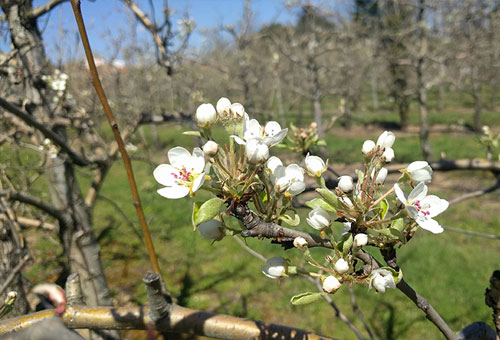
(412, 168, 432, 183)
(153, 164, 178, 186)
(421, 196, 449, 217)
(288, 181, 306, 196)
(231, 135, 246, 145)
(168, 147, 191, 169)
(416, 217, 444, 234)
(190, 147, 205, 173)
(406, 205, 419, 219)
(266, 156, 283, 173)
(285, 164, 304, 181)
(407, 161, 429, 172)
(268, 128, 288, 146)
(191, 172, 206, 193)
(157, 186, 190, 199)
(243, 119, 262, 141)
(394, 184, 407, 205)
(264, 121, 282, 136)
(408, 182, 428, 203)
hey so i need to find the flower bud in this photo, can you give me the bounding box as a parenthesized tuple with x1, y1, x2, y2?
(354, 233, 368, 248)
(262, 257, 286, 279)
(198, 220, 224, 240)
(293, 237, 308, 249)
(382, 147, 395, 162)
(306, 206, 331, 231)
(338, 176, 354, 193)
(203, 140, 218, 157)
(322, 275, 342, 293)
(369, 269, 396, 293)
(406, 161, 432, 184)
(230, 103, 245, 118)
(245, 138, 269, 163)
(362, 140, 376, 155)
(334, 258, 349, 274)
(374, 167, 388, 184)
(305, 153, 326, 177)
(310, 121, 318, 129)
(376, 131, 396, 148)
(196, 103, 217, 126)
(216, 97, 232, 116)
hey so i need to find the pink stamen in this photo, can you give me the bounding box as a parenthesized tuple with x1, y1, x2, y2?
(171, 172, 178, 179)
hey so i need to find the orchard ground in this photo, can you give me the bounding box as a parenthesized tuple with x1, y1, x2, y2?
(19, 103, 500, 340)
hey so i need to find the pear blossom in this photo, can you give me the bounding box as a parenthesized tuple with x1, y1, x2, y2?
(196, 103, 217, 126)
(246, 138, 269, 163)
(334, 258, 349, 274)
(322, 276, 342, 293)
(198, 220, 224, 240)
(266, 157, 306, 196)
(353, 233, 368, 248)
(394, 182, 449, 234)
(338, 176, 354, 193)
(230, 103, 246, 118)
(305, 153, 326, 177)
(362, 140, 376, 155)
(382, 147, 395, 162)
(216, 97, 232, 116)
(374, 167, 388, 184)
(293, 236, 308, 249)
(376, 131, 396, 148)
(232, 119, 287, 147)
(369, 269, 396, 293)
(406, 161, 433, 184)
(262, 257, 286, 279)
(203, 140, 218, 156)
(306, 206, 331, 231)
(154, 147, 206, 199)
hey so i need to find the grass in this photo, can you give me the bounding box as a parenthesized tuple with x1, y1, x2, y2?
(9, 100, 500, 339)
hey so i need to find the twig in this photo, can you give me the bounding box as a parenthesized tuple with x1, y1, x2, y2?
(28, 0, 68, 19)
(442, 226, 500, 239)
(0, 190, 65, 224)
(0, 97, 91, 166)
(348, 286, 375, 340)
(0, 304, 334, 340)
(449, 176, 500, 205)
(0, 213, 57, 231)
(70, 0, 163, 285)
(232, 236, 267, 263)
(0, 254, 31, 296)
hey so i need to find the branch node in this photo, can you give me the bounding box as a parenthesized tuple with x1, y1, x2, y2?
(143, 271, 171, 323)
(65, 273, 84, 307)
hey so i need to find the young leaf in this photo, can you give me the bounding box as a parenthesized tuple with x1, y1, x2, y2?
(194, 197, 224, 227)
(183, 131, 202, 136)
(279, 213, 301, 227)
(306, 198, 336, 213)
(192, 202, 202, 231)
(316, 188, 341, 210)
(290, 292, 324, 305)
(380, 199, 389, 219)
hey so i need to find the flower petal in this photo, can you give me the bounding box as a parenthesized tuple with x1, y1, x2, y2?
(394, 184, 407, 205)
(408, 182, 428, 203)
(407, 161, 429, 172)
(264, 121, 282, 136)
(288, 181, 306, 196)
(157, 186, 190, 199)
(420, 195, 449, 217)
(168, 147, 191, 169)
(285, 164, 304, 181)
(153, 164, 179, 186)
(243, 119, 262, 141)
(271, 165, 286, 186)
(190, 147, 205, 173)
(267, 156, 283, 173)
(416, 217, 444, 234)
(231, 135, 247, 145)
(191, 172, 206, 193)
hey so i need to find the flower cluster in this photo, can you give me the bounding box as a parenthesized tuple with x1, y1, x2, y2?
(152, 99, 449, 304)
(42, 69, 68, 98)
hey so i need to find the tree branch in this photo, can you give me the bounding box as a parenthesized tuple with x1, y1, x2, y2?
(0, 190, 64, 223)
(485, 270, 500, 337)
(0, 97, 92, 166)
(449, 175, 500, 205)
(28, 0, 69, 19)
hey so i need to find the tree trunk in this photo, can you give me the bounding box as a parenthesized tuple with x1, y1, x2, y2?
(398, 96, 410, 131)
(311, 65, 324, 138)
(2, 0, 113, 310)
(371, 68, 379, 110)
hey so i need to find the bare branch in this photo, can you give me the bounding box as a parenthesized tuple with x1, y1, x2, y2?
(0, 214, 57, 231)
(0, 190, 64, 223)
(449, 176, 500, 205)
(28, 0, 69, 19)
(0, 97, 92, 166)
(0, 304, 334, 340)
(348, 286, 375, 340)
(0, 254, 30, 296)
(442, 226, 500, 240)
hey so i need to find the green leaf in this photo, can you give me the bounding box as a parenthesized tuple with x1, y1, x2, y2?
(367, 228, 399, 241)
(192, 201, 202, 231)
(391, 218, 405, 232)
(341, 233, 353, 256)
(316, 139, 327, 146)
(389, 228, 406, 243)
(183, 131, 201, 136)
(306, 198, 336, 213)
(194, 197, 224, 228)
(279, 213, 300, 227)
(380, 199, 389, 219)
(290, 292, 324, 305)
(316, 188, 341, 210)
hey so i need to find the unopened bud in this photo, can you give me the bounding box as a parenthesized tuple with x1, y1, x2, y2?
(198, 220, 224, 240)
(203, 141, 218, 156)
(334, 258, 349, 274)
(196, 103, 217, 127)
(322, 275, 342, 293)
(382, 147, 395, 162)
(293, 237, 308, 249)
(216, 97, 232, 116)
(354, 233, 368, 248)
(362, 140, 376, 155)
(338, 176, 354, 193)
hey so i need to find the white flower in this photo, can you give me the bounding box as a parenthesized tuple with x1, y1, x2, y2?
(245, 138, 269, 163)
(306, 206, 331, 231)
(322, 276, 342, 293)
(353, 233, 368, 248)
(305, 153, 326, 177)
(369, 269, 396, 293)
(267, 157, 306, 196)
(376, 131, 396, 148)
(232, 119, 287, 147)
(202, 140, 218, 156)
(338, 176, 354, 193)
(382, 147, 395, 162)
(216, 97, 232, 116)
(362, 140, 376, 155)
(198, 220, 224, 240)
(394, 182, 449, 234)
(153, 147, 206, 199)
(334, 258, 349, 274)
(195, 103, 217, 127)
(125, 143, 138, 153)
(406, 161, 432, 184)
(293, 237, 308, 249)
(230, 103, 246, 118)
(374, 168, 388, 184)
(262, 257, 286, 279)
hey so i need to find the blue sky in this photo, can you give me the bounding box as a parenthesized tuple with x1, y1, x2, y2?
(7, 0, 305, 62)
